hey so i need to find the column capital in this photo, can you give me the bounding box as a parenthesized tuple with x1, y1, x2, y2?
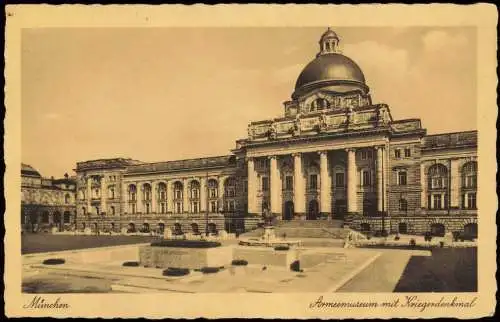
(374, 145, 385, 151)
(292, 152, 302, 158)
(317, 150, 329, 156)
(267, 155, 277, 160)
(345, 147, 356, 153)
(246, 156, 255, 163)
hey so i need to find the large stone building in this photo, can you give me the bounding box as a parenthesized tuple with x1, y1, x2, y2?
(21, 163, 77, 232)
(74, 29, 478, 237)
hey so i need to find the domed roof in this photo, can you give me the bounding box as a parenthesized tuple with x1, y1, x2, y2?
(21, 163, 42, 177)
(319, 28, 339, 41)
(294, 53, 366, 90)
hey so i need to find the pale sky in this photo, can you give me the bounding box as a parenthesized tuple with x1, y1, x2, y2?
(21, 27, 477, 178)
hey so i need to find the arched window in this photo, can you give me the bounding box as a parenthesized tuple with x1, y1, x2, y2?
(143, 183, 152, 201)
(462, 161, 477, 188)
(224, 177, 236, 198)
(128, 185, 137, 202)
(173, 181, 183, 200)
(208, 179, 218, 198)
(428, 164, 448, 189)
(158, 182, 167, 200)
(108, 186, 115, 199)
(190, 181, 200, 199)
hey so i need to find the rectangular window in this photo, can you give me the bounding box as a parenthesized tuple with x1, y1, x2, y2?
(210, 189, 217, 198)
(262, 177, 269, 191)
(160, 191, 166, 200)
(335, 173, 345, 187)
(285, 176, 293, 190)
(404, 148, 411, 158)
(309, 174, 318, 190)
(467, 193, 477, 209)
(175, 190, 182, 199)
(176, 202, 182, 213)
(161, 203, 165, 214)
(229, 201, 235, 212)
(433, 194, 442, 209)
(362, 170, 371, 186)
(210, 201, 217, 213)
(398, 171, 407, 185)
(367, 150, 373, 159)
(394, 149, 401, 159)
(361, 151, 367, 160)
(192, 202, 199, 213)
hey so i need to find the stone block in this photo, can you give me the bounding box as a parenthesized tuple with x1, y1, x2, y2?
(139, 245, 233, 269)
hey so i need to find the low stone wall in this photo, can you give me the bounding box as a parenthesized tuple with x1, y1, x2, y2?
(139, 245, 233, 269)
(23, 243, 146, 266)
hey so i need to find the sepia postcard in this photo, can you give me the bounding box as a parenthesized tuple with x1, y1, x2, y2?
(4, 4, 498, 319)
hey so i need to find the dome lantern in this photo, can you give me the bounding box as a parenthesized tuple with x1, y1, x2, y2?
(318, 27, 340, 56)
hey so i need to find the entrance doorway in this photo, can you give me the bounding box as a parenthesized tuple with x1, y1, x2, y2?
(464, 223, 478, 238)
(430, 223, 445, 237)
(307, 200, 319, 220)
(283, 201, 294, 220)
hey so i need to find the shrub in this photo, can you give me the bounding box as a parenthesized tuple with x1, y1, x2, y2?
(200, 267, 220, 274)
(122, 261, 140, 267)
(274, 245, 290, 251)
(42, 258, 65, 265)
(439, 241, 445, 248)
(231, 259, 249, 266)
(163, 267, 190, 277)
(409, 239, 416, 247)
(290, 260, 300, 272)
(394, 235, 400, 241)
(452, 231, 461, 242)
(151, 240, 221, 248)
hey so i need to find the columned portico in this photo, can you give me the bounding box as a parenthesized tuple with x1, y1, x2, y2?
(247, 158, 258, 215)
(269, 156, 280, 216)
(293, 153, 306, 218)
(346, 148, 358, 214)
(319, 151, 331, 217)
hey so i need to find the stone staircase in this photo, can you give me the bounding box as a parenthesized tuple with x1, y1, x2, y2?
(241, 220, 350, 239)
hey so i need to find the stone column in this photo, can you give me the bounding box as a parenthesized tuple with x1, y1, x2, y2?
(86, 176, 91, 214)
(166, 181, 173, 213)
(346, 148, 358, 213)
(183, 179, 189, 213)
(100, 175, 107, 215)
(269, 156, 280, 216)
(151, 181, 157, 214)
(319, 151, 331, 217)
(137, 182, 143, 214)
(420, 163, 427, 209)
(218, 176, 226, 212)
(293, 153, 306, 218)
(247, 158, 258, 215)
(376, 146, 384, 213)
(450, 159, 460, 208)
(200, 177, 207, 213)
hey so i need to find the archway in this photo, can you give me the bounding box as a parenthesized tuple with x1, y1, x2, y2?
(208, 223, 217, 235)
(360, 223, 371, 233)
(173, 223, 183, 235)
(307, 200, 319, 220)
(430, 223, 445, 237)
(191, 223, 200, 235)
(142, 223, 150, 233)
(53, 212, 62, 231)
(283, 201, 294, 220)
(464, 223, 478, 238)
(127, 223, 136, 233)
(398, 222, 408, 234)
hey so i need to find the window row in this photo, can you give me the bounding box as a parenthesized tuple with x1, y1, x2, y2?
(394, 147, 412, 159)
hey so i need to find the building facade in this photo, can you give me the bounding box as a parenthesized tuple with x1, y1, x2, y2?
(21, 164, 77, 232)
(74, 29, 478, 237)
